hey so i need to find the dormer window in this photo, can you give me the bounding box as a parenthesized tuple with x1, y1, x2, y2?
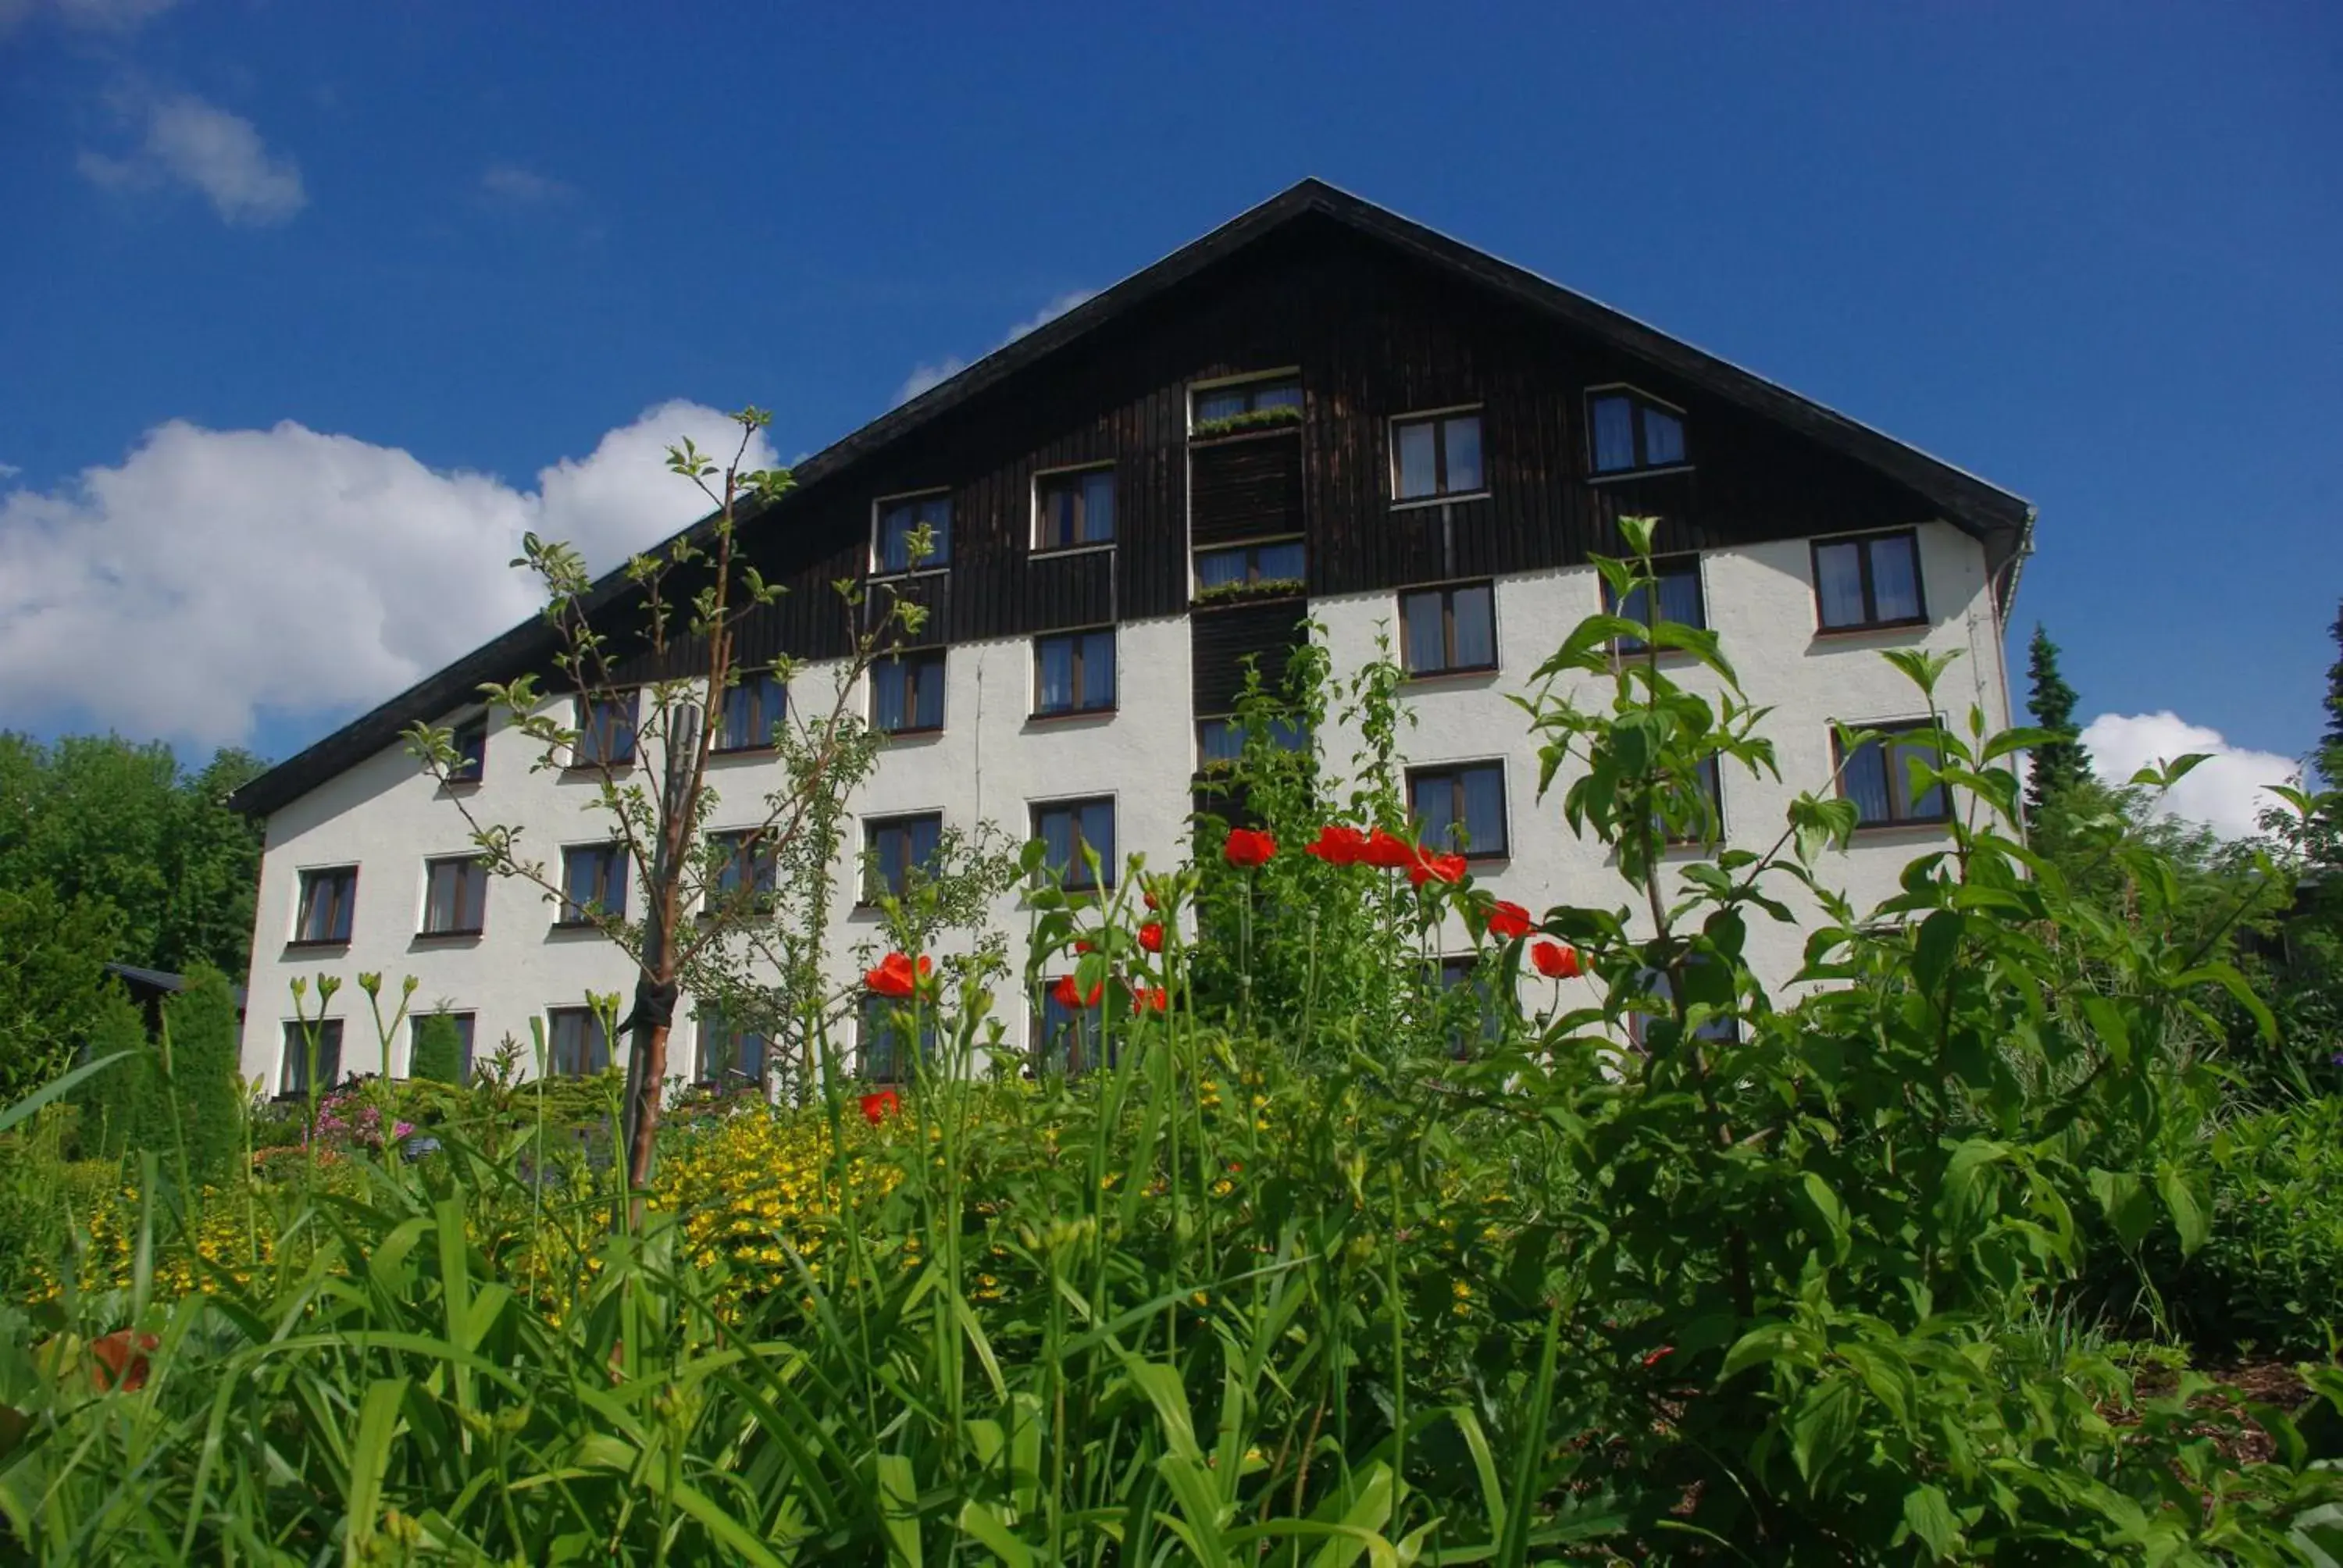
(875, 492, 952, 574)
(448, 715, 487, 783)
(1587, 387, 1688, 476)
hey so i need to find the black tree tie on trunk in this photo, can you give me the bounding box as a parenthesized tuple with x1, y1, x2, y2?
(617, 977, 681, 1038)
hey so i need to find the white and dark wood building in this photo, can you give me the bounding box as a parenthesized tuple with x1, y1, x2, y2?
(229, 179, 2034, 1091)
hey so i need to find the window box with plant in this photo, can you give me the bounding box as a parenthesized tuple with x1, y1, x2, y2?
(1190, 376, 1301, 440)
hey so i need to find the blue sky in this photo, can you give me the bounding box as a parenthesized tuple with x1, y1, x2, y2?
(2, 2, 2338, 825)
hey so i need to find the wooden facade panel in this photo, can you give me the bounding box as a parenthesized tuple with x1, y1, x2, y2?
(1189, 435, 1304, 547)
(1190, 600, 1309, 715)
(717, 226, 1947, 669)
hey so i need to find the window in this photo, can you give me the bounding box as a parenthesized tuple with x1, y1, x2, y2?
(1193, 376, 1302, 430)
(1033, 797, 1115, 892)
(696, 1010, 769, 1087)
(1812, 529, 1926, 632)
(1391, 409, 1485, 501)
(293, 866, 357, 946)
(1657, 754, 1726, 848)
(1627, 964, 1739, 1048)
(575, 693, 637, 768)
(1439, 957, 1503, 1059)
(1399, 583, 1497, 675)
(421, 855, 487, 935)
(558, 843, 628, 925)
(448, 716, 487, 784)
(408, 1012, 476, 1082)
(708, 829, 777, 908)
(1197, 715, 1308, 769)
(1036, 468, 1116, 550)
(547, 1007, 611, 1076)
(865, 814, 943, 903)
(1408, 763, 1509, 858)
(872, 650, 947, 734)
(1035, 987, 1107, 1075)
(280, 1019, 344, 1096)
(876, 493, 953, 573)
(860, 994, 936, 1083)
(717, 672, 786, 753)
(1195, 540, 1306, 595)
(1034, 629, 1116, 716)
(1603, 556, 1706, 651)
(1836, 722, 1949, 828)
(1587, 387, 1689, 476)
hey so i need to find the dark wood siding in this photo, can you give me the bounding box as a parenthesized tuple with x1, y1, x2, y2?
(1190, 600, 1310, 716)
(614, 219, 1950, 677)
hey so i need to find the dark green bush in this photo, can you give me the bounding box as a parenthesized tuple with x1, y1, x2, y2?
(2180, 1096, 2343, 1355)
(406, 1011, 464, 1084)
(162, 965, 244, 1182)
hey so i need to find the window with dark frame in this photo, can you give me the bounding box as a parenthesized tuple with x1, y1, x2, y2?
(448, 716, 487, 783)
(420, 855, 487, 935)
(547, 1007, 611, 1076)
(864, 813, 943, 903)
(1835, 722, 1949, 828)
(574, 693, 637, 768)
(1194, 539, 1305, 594)
(1603, 556, 1707, 651)
(1391, 409, 1485, 501)
(1034, 987, 1107, 1076)
(293, 866, 358, 945)
(1587, 387, 1689, 476)
(558, 843, 628, 925)
(872, 650, 947, 733)
(1036, 468, 1116, 551)
(1657, 754, 1726, 848)
(696, 1009, 769, 1088)
(1438, 956, 1503, 1059)
(708, 829, 778, 909)
(1197, 715, 1307, 770)
(1812, 529, 1926, 632)
(1399, 582, 1497, 675)
(1626, 964, 1739, 1048)
(1034, 629, 1116, 716)
(1192, 376, 1302, 429)
(1407, 763, 1509, 858)
(860, 994, 936, 1083)
(408, 1012, 476, 1082)
(717, 672, 786, 753)
(876, 493, 953, 573)
(1033, 797, 1115, 892)
(279, 1019, 344, 1096)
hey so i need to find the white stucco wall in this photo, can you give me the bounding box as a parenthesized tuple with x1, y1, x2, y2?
(239, 523, 2010, 1089)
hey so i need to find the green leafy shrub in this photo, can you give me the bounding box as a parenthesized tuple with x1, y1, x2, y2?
(2179, 1097, 2343, 1354)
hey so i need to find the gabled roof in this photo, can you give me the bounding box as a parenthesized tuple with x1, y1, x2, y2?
(233, 176, 2032, 818)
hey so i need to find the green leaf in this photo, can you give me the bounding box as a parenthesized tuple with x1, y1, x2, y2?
(1912, 909, 1963, 1000)
(2156, 1166, 2210, 1256)
(344, 1376, 410, 1566)
(1788, 1377, 1861, 1488)
(1900, 1483, 1960, 1560)
(1795, 1171, 1852, 1264)
(877, 1453, 925, 1567)
(0, 1051, 134, 1135)
(957, 1500, 1034, 1568)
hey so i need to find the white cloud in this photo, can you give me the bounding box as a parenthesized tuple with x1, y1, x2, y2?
(79, 94, 305, 226)
(895, 288, 1097, 405)
(479, 162, 572, 205)
(2080, 711, 2300, 839)
(0, 463, 20, 482)
(0, 402, 775, 746)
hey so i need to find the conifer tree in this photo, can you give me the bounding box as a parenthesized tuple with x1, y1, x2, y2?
(2319, 598, 2343, 787)
(163, 964, 245, 1181)
(2024, 623, 2090, 819)
(409, 1012, 465, 1085)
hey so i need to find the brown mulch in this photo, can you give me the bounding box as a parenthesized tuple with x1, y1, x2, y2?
(2117, 1358, 2327, 1466)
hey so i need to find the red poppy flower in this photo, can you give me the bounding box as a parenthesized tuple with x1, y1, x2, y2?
(91, 1330, 159, 1393)
(1051, 974, 1104, 1010)
(1530, 939, 1582, 980)
(1485, 900, 1534, 940)
(1361, 828, 1418, 870)
(1409, 851, 1467, 888)
(1073, 939, 1094, 954)
(1304, 824, 1369, 866)
(863, 952, 932, 998)
(859, 1088, 901, 1124)
(1130, 985, 1168, 1014)
(1138, 921, 1164, 953)
(1222, 828, 1277, 868)
(1143, 890, 1160, 911)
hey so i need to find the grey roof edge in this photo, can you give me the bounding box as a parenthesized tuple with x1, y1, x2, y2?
(232, 176, 2031, 818)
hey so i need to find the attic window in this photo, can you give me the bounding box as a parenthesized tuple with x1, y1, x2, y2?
(1587, 387, 1688, 476)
